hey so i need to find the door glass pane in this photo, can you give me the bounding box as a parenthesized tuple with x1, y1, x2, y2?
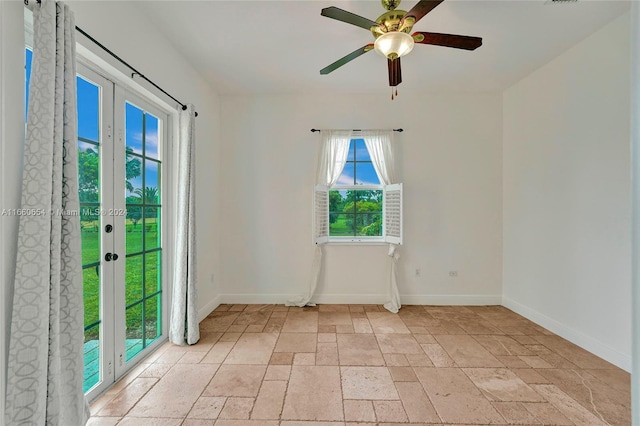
(123, 99, 164, 366)
(126, 206, 143, 254)
(77, 76, 100, 141)
(126, 255, 143, 306)
(125, 102, 144, 155)
(125, 303, 143, 361)
(77, 75, 103, 394)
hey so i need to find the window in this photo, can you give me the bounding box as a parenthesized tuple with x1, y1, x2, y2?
(314, 136, 402, 244)
(329, 139, 383, 237)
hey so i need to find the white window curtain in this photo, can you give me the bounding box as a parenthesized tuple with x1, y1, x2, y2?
(6, 1, 90, 424)
(170, 105, 199, 345)
(361, 130, 402, 313)
(286, 130, 352, 307)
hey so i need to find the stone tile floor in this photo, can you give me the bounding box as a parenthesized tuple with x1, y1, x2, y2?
(88, 304, 630, 425)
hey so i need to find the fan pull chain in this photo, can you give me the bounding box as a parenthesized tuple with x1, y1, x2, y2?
(391, 87, 394, 100)
(391, 86, 399, 100)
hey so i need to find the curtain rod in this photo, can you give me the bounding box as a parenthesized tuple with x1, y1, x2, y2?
(310, 128, 403, 133)
(25, 0, 198, 117)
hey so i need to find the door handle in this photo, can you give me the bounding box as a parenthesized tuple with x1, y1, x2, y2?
(105, 253, 119, 262)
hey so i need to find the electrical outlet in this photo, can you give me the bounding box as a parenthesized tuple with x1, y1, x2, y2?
(449, 271, 458, 277)
(415, 268, 421, 277)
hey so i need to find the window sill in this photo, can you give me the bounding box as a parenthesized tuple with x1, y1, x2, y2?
(324, 239, 388, 246)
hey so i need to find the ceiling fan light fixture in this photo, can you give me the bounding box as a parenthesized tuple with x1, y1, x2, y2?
(374, 31, 414, 59)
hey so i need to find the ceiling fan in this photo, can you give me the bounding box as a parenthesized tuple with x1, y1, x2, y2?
(320, 0, 482, 97)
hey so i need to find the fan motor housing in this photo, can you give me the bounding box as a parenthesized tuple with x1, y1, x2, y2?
(372, 10, 414, 38)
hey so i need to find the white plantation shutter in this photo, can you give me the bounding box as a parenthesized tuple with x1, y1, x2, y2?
(384, 183, 403, 245)
(314, 185, 329, 244)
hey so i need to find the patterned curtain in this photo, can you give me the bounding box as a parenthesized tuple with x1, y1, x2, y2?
(5, 1, 90, 424)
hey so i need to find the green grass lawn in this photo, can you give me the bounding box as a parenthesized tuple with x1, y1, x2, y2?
(82, 218, 161, 344)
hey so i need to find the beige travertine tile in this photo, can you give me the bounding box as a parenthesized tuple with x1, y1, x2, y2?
(264, 365, 291, 381)
(491, 401, 540, 424)
(531, 384, 608, 425)
(337, 334, 385, 366)
(463, 368, 544, 402)
(336, 324, 355, 333)
(373, 400, 408, 422)
(383, 353, 409, 366)
(316, 342, 339, 366)
(117, 418, 181, 426)
(293, 353, 316, 365)
(203, 364, 266, 397)
(375, 333, 423, 354)
(352, 318, 373, 333)
(518, 355, 553, 369)
(366, 312, 410, 333)
(421, 343, 455, 367)
(388, 366, 418, 382)
(533, 335, 618, 369)
(343, 400, 376, 422)
(341, 366, 398, 400)
(495, 355, 531, 369)
(473, 335, 533, 356)
(87, 304, 630, 426)
(521, 402, 574, 425)
(201, 342, 235, 364)
(435, 335, 503, 368)
(395, 381, 440, 423)
(181, 419, 214, 426)
(128, 364, 217, 418)
(226, 324, 248, 333)
(274, 332, 317, 353)
(97, 377, 158, 417)
(179, 351, 207, 363)
(318, 332, 336, 343)
(509, 368, 551, 384)
(251, 380, 287, 419)
(319, 311, 353, 325)
(224, 332, 278, 364)
(219, 332, 242, 342)
(187, 396, 226, 419)
(414, 367, 504, 424)
(414, 333, 437, 344)
(218, 397, 254, 419)
(281, 366, 344, 421)
(269, 352, 293, 365)
(535, 368, 630, 424)
(282, 312, 318, 332)
(405, 352, 434, 367)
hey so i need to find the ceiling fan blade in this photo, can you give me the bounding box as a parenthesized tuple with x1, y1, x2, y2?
(320, 44, 374, 75)
(388, 58, 402, 87)
(402, 0, 444, 25)
(413, 32, 482, 50)
(321, 6, 380, 31)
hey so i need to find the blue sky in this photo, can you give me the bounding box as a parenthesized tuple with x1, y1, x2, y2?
(337, 139, 381, 186)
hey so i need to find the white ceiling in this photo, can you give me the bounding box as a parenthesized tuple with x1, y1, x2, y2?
(140, 0, 630, 95)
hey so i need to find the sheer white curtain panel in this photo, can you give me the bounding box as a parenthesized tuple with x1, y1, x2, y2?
(170, 105, 200, 345)
(361, 130, 402, 313)
(286, 130, 352, 307)
(5, 1, 90, 424)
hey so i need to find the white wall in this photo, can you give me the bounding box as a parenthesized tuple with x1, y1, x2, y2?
(219, 93, 503, 305)
(503, 13, 631, 370)
(1, 1, 222, 410)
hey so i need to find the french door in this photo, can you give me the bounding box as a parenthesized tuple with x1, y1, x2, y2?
(78, 64, 169, 400)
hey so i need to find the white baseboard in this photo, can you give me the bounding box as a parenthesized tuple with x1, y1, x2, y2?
(218, 293, 502, 306)
(502, 296, 631, 372)
(198, 294, 222, 323)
